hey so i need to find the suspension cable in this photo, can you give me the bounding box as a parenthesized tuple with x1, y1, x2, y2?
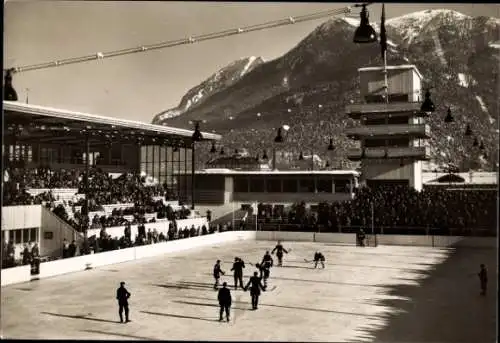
(7, 6, 353, 74)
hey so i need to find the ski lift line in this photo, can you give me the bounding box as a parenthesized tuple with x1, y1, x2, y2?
(8, 6, 353, 74)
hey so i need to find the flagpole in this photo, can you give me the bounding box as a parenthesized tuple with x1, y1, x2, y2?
(381, 4, 388, 104)
(255, 202, 258, 231)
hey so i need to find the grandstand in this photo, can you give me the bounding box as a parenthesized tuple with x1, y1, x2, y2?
(2, 100, 220, 266)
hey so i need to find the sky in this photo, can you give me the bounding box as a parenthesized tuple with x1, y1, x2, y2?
(4, 1, 499, 123)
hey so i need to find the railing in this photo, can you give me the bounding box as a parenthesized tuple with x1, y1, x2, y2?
(345, 124, 430, 138)
(345, 102, 423, 116)
(347, 146, 431, 160)
(235, 219, 496, 237)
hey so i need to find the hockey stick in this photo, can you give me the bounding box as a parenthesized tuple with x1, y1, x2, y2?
(304, 258, 313, 263)
(265, 285, 277, 292)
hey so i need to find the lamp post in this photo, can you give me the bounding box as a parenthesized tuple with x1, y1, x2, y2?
(273, 126, 285, 170)
(190, 121, 203, 210)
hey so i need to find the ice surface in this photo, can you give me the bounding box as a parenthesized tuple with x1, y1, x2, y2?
(1, 241, 496, 342)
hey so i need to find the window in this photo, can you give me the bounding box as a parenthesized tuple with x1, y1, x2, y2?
(282, 179, 298, 192)
(335, 179, 350, 193)
(22, 229, 30, 243)
(365, 118, 386, 126)
(44, 231, 53, 240)
(387, 138, 409, 147)
(317, 179, 332, 193)
(387, 116, 409, 125)
(299, 179, 315, 193)
(30, 228, 38, 243)
(234, 178, 249, 192)
(364, 139, 386, 147)
(266, 179, 281, 193)
(249, 178, 265, 193)
(15, 230, 22, 244)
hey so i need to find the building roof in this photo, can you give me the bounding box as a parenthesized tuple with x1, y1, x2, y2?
(207, 156, 260, 165)
(196, 168, 360, 177)
(358, 64, 424, 81)
(3, 101, 221, 145)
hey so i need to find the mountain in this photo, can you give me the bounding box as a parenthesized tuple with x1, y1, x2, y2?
(152, 56, 264, 123)
(155, 9, 499, 171)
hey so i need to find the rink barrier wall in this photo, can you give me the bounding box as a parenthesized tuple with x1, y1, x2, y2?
(255, 231, 497, 249)
(2, 231, 495, 287)
(1, 231, 254, 287)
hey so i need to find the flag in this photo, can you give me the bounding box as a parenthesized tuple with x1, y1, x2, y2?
(380, 4, 387, 61)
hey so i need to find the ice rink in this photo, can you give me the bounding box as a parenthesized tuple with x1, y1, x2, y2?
(1, 240, 497, 342)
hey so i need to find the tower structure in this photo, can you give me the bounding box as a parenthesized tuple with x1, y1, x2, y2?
(345, 65, 430, 191)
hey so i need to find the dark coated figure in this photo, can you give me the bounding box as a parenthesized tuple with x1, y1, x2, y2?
(314, 252, 326, 269)
(356, 229, 366, 247)
(255, 262, 270, 287)
(271, 241, 289, 267)
(230, 257, 245, 290)
(261, 251, 274, 269)
(478, 264, 488, 296)
(244, 271, 266, 310)
(217, 282, 232, 322)
(116, 281, 131, 323)
(213, 260, 225, 290)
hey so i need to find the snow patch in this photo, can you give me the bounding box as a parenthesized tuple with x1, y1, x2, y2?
(387, 9, 471, 45)
(457, 73, 477, 87)
(342, 16, 360, 28)
(475, 95, 495, 124)
(489, 41, 500, 49)
(240, 56, 257, 77)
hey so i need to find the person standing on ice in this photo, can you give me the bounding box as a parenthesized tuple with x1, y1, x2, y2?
(271, 241, 289, 267)
(116, 281, 131, 323)
(244, 271, 266, 310)
(478, 264, 488, 296)
(217, 282, 232, 322)
(213, 260, 225, 290)
(230, 257, 245, 290)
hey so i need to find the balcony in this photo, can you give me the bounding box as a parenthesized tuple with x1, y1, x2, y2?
(347, 146, 431, 161)
(345, 102, 427, 118)
(345, 124, 430, 139)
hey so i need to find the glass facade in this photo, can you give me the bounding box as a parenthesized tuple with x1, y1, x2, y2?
(140, 145, 193, 194)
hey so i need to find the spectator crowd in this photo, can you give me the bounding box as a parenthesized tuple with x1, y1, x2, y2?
(252, 185, 497, 235)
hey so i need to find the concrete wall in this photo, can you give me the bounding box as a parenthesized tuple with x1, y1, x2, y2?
(1, 231, 255, 287)
(1, 205, 42, 230)
(40, 206, 83, 258)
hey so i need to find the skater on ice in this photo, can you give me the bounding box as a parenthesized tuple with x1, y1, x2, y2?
(230, 257, 245, 290)
(217, 282, 232, 322)
(261, 251, 274, 269)
(244, 271, 266, 310)
(255, 262, 271, 287)
(313, 252, 325, 269)
(271, 241, 289, 267)
(116, 281, 131, 323)
(356, 229, 366, 247)
(213, 260, 225, 290)
(478, 264, 488, 296)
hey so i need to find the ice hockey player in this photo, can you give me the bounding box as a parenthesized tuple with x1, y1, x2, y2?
(213, 260, 225, 290)
(244, 271, 266, 310)
(217, 282, 232, 322)
(478, 264, 488, 296)
(356, 228, 366, 247)
(313, 252, 326, 269)
(255, 262, 271, 287)
(271, 241, 289, 267)
(230, 257, 245, 290)
(116, 281, 131, 323)
(261, 251, 274, 269)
